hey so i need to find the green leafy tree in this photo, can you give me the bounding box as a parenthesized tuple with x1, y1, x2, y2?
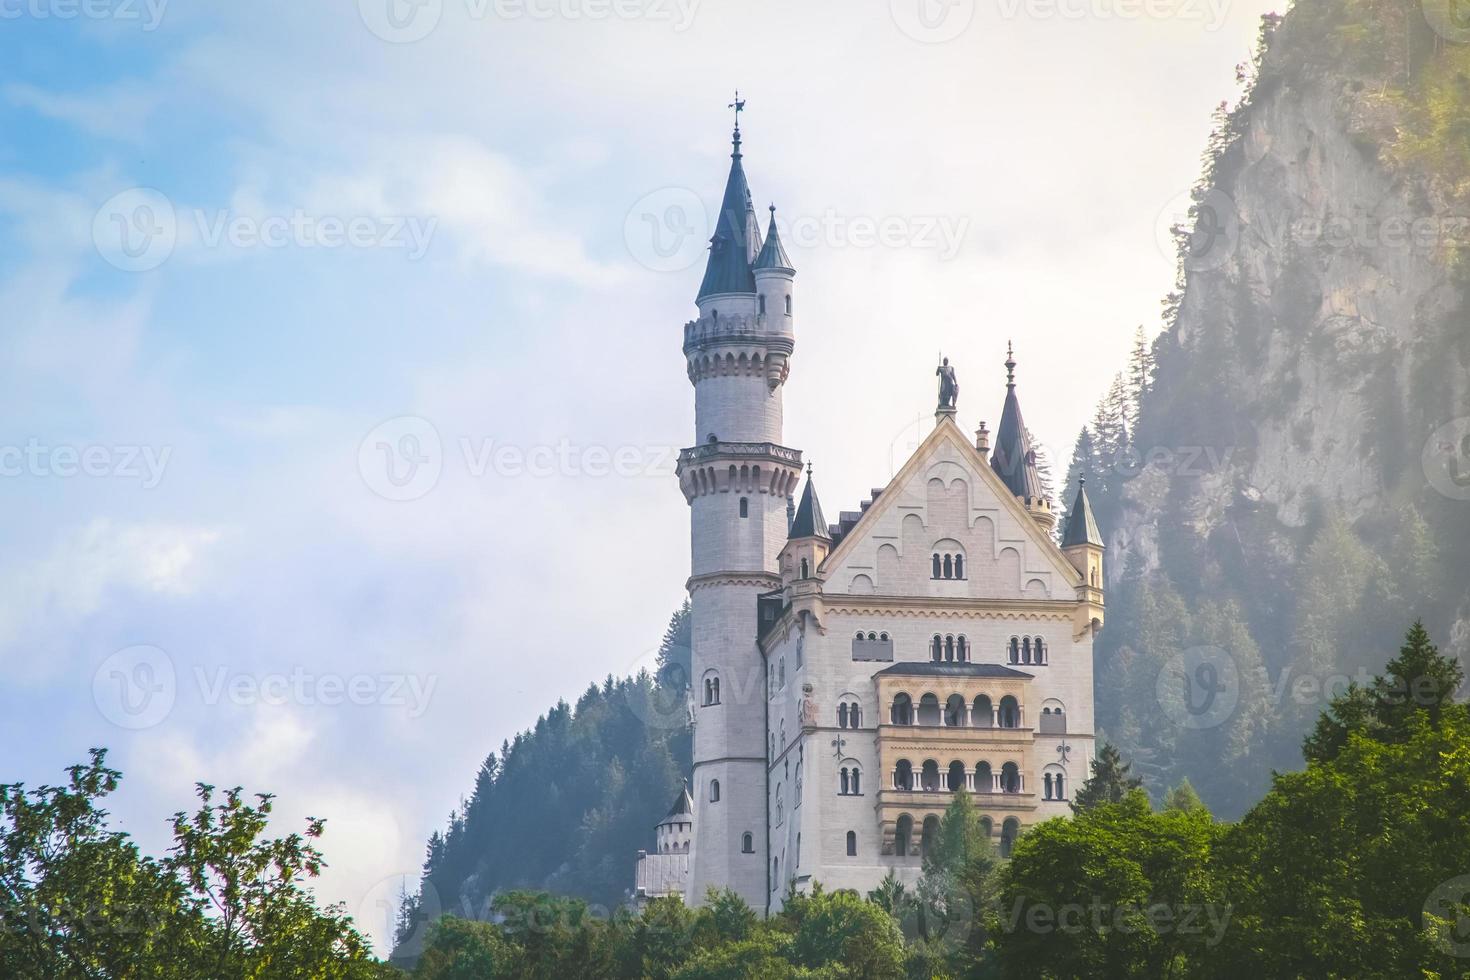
(1161, 780, 1207, 813)
(411, 917, 521, 979)
(788, 888, 906, 980)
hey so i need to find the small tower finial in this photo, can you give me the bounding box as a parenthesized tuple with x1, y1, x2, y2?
(728, 90, 746, 156)
(806, 460, 813, 476)
(1005, 341, 1016, 389)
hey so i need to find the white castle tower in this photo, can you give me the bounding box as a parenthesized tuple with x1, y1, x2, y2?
(676, 104, 802, 910)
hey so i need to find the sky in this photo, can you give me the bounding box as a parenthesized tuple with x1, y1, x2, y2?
(0, 0, 1279, 954)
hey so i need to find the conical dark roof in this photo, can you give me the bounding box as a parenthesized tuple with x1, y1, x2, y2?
(989, 346, 1045, 500)
(1061, 480, 1104, 548)
(696, 130, 758, 301)
(789, 471, 829, 540)
(753, 205, 793, 272)
(659, 781, 694, 824)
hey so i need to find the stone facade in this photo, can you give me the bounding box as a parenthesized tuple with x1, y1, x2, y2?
(669, 119, 1104, 914)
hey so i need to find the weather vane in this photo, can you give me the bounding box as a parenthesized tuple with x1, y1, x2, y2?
(729, 90, 745, 129)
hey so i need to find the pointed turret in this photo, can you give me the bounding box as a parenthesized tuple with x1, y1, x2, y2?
(696, 122, 759, 301)
(989, 344, 1055, 531)
(754, 205, 794, 273)
(781, 465, 831, 585)
(788, 468, 828, 540)
(1061, 479, 1103, 549)
(1062, 477, 1105, 637)
(654, 780, 694, 855)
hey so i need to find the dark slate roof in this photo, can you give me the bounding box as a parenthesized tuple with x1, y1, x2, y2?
(789, 473, 829, 540)
(753, 205, 794, 272)
(696, 132, 758, 300)
(876, 662, 1034, 679)
(660, 782, 694, 823)
(989, 349, 1046, 500)
(1061, 480, 1104, 548)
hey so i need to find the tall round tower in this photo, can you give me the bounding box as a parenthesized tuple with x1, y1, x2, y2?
(677, 114, 801, 910)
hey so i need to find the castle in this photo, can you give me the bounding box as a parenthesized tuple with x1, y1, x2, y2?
(650, 110, 1105, 915)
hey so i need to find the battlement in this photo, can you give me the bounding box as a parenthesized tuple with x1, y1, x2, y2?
(683, 313, 793, 353)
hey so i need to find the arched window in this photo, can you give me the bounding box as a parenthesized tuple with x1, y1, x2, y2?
(739, 497, 749, 518)
(957, 636, 968, 662)
(840, 767, 850, 795)
(1043, 773, 1053, 800)
(846, 831, 857, 856)
(891, 694, 913, 726)
(779, 658, 786, 688)
(931, 635, 942, 662)
(795, 764, 803, 805)
(867, 631, 877, 641)
(1056, 773, 1066, 799)
(932, 554, 942, 578)
(851, 768, 860, 794)
(1035, 637, 1047, 665)
(879, 632, 889, 641)
(920, 759, 941, 792)
(711, 779, 721, 802)
(999, 695, 1020, 729)
(784, 295, 792, 315)
(800, 558, 809, 578)
(944, 694, 966, 727)
(895, 759, 913, 790)
(918, 693, 941, 726)
(1000, 818, 1020, 858)
(1022, 637, 1032, 665)
(975, 761, 993, 793)
(944, 635, 955, 662)
(775, 786, 783, 826)
(947, 760, 966, 792)
(954, 554, 965, 578)
(838, 703, 848, 728)
(742, 832, 754, 853)
(1009, 637, 1020, 664)
(895, 815, 913, 856)
(1000, 762, 1020, 793)
(759, 295, 766, 314)
(921, 815, 940, 857)
(943, 554, 953, 579)
(712, 677, 719, 703)
(851, 702, 862, 727)
(973, 695, 993, 729)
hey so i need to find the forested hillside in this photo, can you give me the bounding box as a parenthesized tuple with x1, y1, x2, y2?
(1064, 0, 1470, 815)
(396, 606, 693, 944)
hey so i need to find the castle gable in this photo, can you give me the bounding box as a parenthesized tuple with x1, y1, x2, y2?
(822, 417, 1080, 601)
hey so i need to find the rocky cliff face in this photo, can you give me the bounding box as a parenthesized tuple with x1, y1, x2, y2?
(1115, 15, 1468, 634)
(1085, 5, 1470, 808)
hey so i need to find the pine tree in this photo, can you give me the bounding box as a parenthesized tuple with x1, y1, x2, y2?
(1163, 778, 1207, 812)
(1127, 325, 1154, 432)
(1071, 742, 1144, 812)
(1371, 620, 1464, 736)
(654, 600, 692, 694)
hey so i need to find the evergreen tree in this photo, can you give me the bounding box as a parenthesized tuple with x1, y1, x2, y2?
(1163, 778, 1207, 812)
(1127, 324, 1154, 431)
(1071, 742, 1144, 812)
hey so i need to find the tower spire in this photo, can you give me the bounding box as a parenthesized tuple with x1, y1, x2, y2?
(697, 93, 758, 302)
